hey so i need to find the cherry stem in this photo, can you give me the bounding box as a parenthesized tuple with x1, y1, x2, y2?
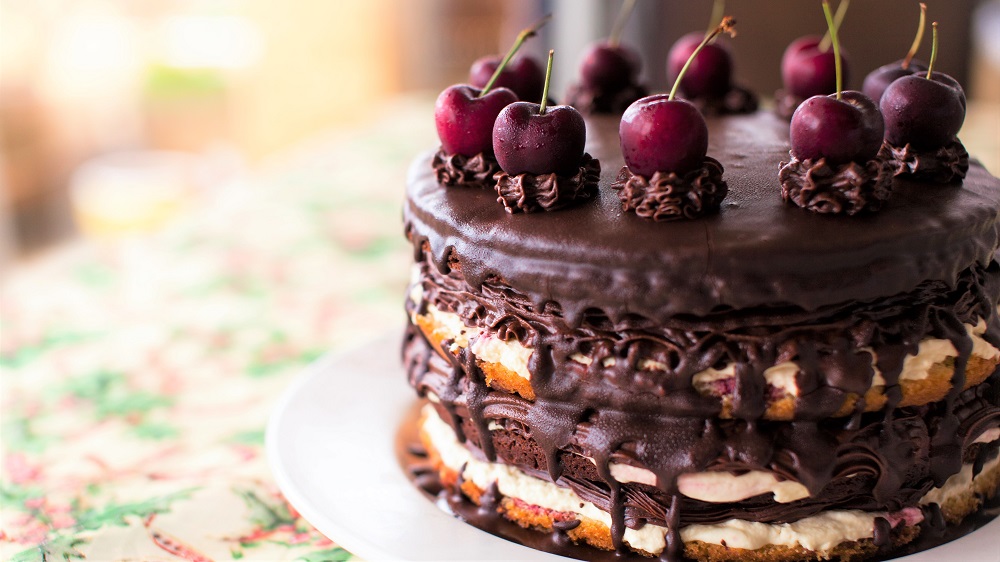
(902, 3, 927, 69)
(818, 0, 849, 53)
(705, 0, 725, 40)
(480, 13, 553, 97)
(669, 16, 736, 101)
(822, 0, 843, 100)
(539, 50, 554, 115)
(926, 22, 939, 79)
(609, 0, 637, 47)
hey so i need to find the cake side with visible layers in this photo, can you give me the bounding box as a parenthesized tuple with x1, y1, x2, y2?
(402, 111, 1000, 561)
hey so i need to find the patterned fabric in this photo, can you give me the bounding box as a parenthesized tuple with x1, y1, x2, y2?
(1, 98, 435, 561)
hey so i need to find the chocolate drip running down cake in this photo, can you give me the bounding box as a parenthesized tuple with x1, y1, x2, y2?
(401, 111, 1000, 561)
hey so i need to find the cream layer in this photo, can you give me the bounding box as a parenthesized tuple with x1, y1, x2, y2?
(421, 405, 944, 556)
(413, 300, 1000, 395)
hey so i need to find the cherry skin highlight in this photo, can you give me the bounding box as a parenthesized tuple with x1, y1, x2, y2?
(470, 55, 545, 102)
(789, 90, 884, 165)
(619, 94, 708, 177)
(434, 84, 518, 157)
(782, 36, 850, 99)
(492, 102, 587, 177)
(881, 72, 965, 150)
(667, 32, 733, 99)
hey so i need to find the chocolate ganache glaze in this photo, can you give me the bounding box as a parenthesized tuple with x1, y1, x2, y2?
(404, 112, 1000, 326)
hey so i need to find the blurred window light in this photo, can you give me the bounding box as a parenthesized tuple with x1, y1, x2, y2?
(158, 15, 263, 69)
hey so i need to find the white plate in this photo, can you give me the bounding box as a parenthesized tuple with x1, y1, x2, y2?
(267, 331, 1000, 562)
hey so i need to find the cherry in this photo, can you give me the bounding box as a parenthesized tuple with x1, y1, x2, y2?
(880, 23, 965, 150)
(578, 41, 641, 92)
(469, 55, 545, 102)
(861, 58, 928, 104)
(782, 36, 850, 99)
(619, 17, 735, 177)
(434, 85, 518, 157)
(620, 95, 708, 177)
(667, 32, 732, 99)
(788, 1, 882, 166)
(861, 3, 929, 103)
(493, 51, 587, 177)
(790, 91, 883, 164)
(570, 0, 643, 99)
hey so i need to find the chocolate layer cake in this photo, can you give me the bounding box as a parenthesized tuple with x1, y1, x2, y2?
(402, 111, 1000, 561)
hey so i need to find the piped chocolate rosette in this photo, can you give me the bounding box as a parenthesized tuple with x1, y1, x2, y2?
(403, 100, 1000, 559)
(876, 23, 970, 184)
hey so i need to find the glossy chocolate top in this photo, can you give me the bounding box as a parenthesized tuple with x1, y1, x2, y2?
(405, 112, 1000, 325)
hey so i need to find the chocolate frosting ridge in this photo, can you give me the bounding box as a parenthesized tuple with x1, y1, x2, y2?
(879, 138, 971, 184)
(685, 84, 759, 116)
(779, 154, 894, 215)
(494, 153, 600, 213)
(612, 157, 727, 221)
(432, 149, 501, 189)
(405, 112, 1000, 322)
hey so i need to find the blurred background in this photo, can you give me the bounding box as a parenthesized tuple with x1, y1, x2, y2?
(2, 0, 999, 265)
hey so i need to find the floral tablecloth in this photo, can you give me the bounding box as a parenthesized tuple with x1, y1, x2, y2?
(1, 97, 436, 561)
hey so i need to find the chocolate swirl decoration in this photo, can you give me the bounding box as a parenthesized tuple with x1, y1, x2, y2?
(878, 137, 970, 184)
(564, 82, 649, 115)
(432, 149, 502, 189)
(779, 154, 894, 215)
(611, 157, 728, 221)
(685, 84, 759, 116)
(493, 153, 600, 213)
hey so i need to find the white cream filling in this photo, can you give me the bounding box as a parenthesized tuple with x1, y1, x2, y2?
(421, 405, 924, 555)
(920, 452, 1000, 508)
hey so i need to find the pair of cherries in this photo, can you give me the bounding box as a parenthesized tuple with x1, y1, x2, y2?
(789, 2, 964, 166)
(434, 16, 586, 178)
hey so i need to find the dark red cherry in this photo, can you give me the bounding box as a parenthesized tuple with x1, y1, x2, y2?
(492, 102, 587, 176)
(781, 36, 850, 99)
(667, 32, 733, 99)
(434, 84, 518, 157)
(881, 72, 965, 149)
(578, 41, 641, 91)
(470, 55, 544, 102)
(620, 94, 708, 177)
(861, 59, 928, 104)
(790, 90, 884, 165)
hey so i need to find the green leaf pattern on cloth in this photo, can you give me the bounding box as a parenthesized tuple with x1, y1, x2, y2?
(1, 98, 436, 561)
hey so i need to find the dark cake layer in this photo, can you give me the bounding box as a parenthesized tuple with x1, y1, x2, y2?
(404, 112, 1000, 325)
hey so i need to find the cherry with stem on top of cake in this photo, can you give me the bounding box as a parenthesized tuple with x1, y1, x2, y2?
(861, 3, 929, 104)
(434, 17, 550, 162)
(777, 0, 851, 117)
(620, 18, 740, 177)
(781, 1, 890, 215)
(493, 50, 587, 177)
(613, 18, 734, 221)
(666, 0, 733, 100)
(789, 1, 883, 166)
(469, 14, 552, 102)
(577, 0, 641, 92)
(881, 23, 966, 151)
